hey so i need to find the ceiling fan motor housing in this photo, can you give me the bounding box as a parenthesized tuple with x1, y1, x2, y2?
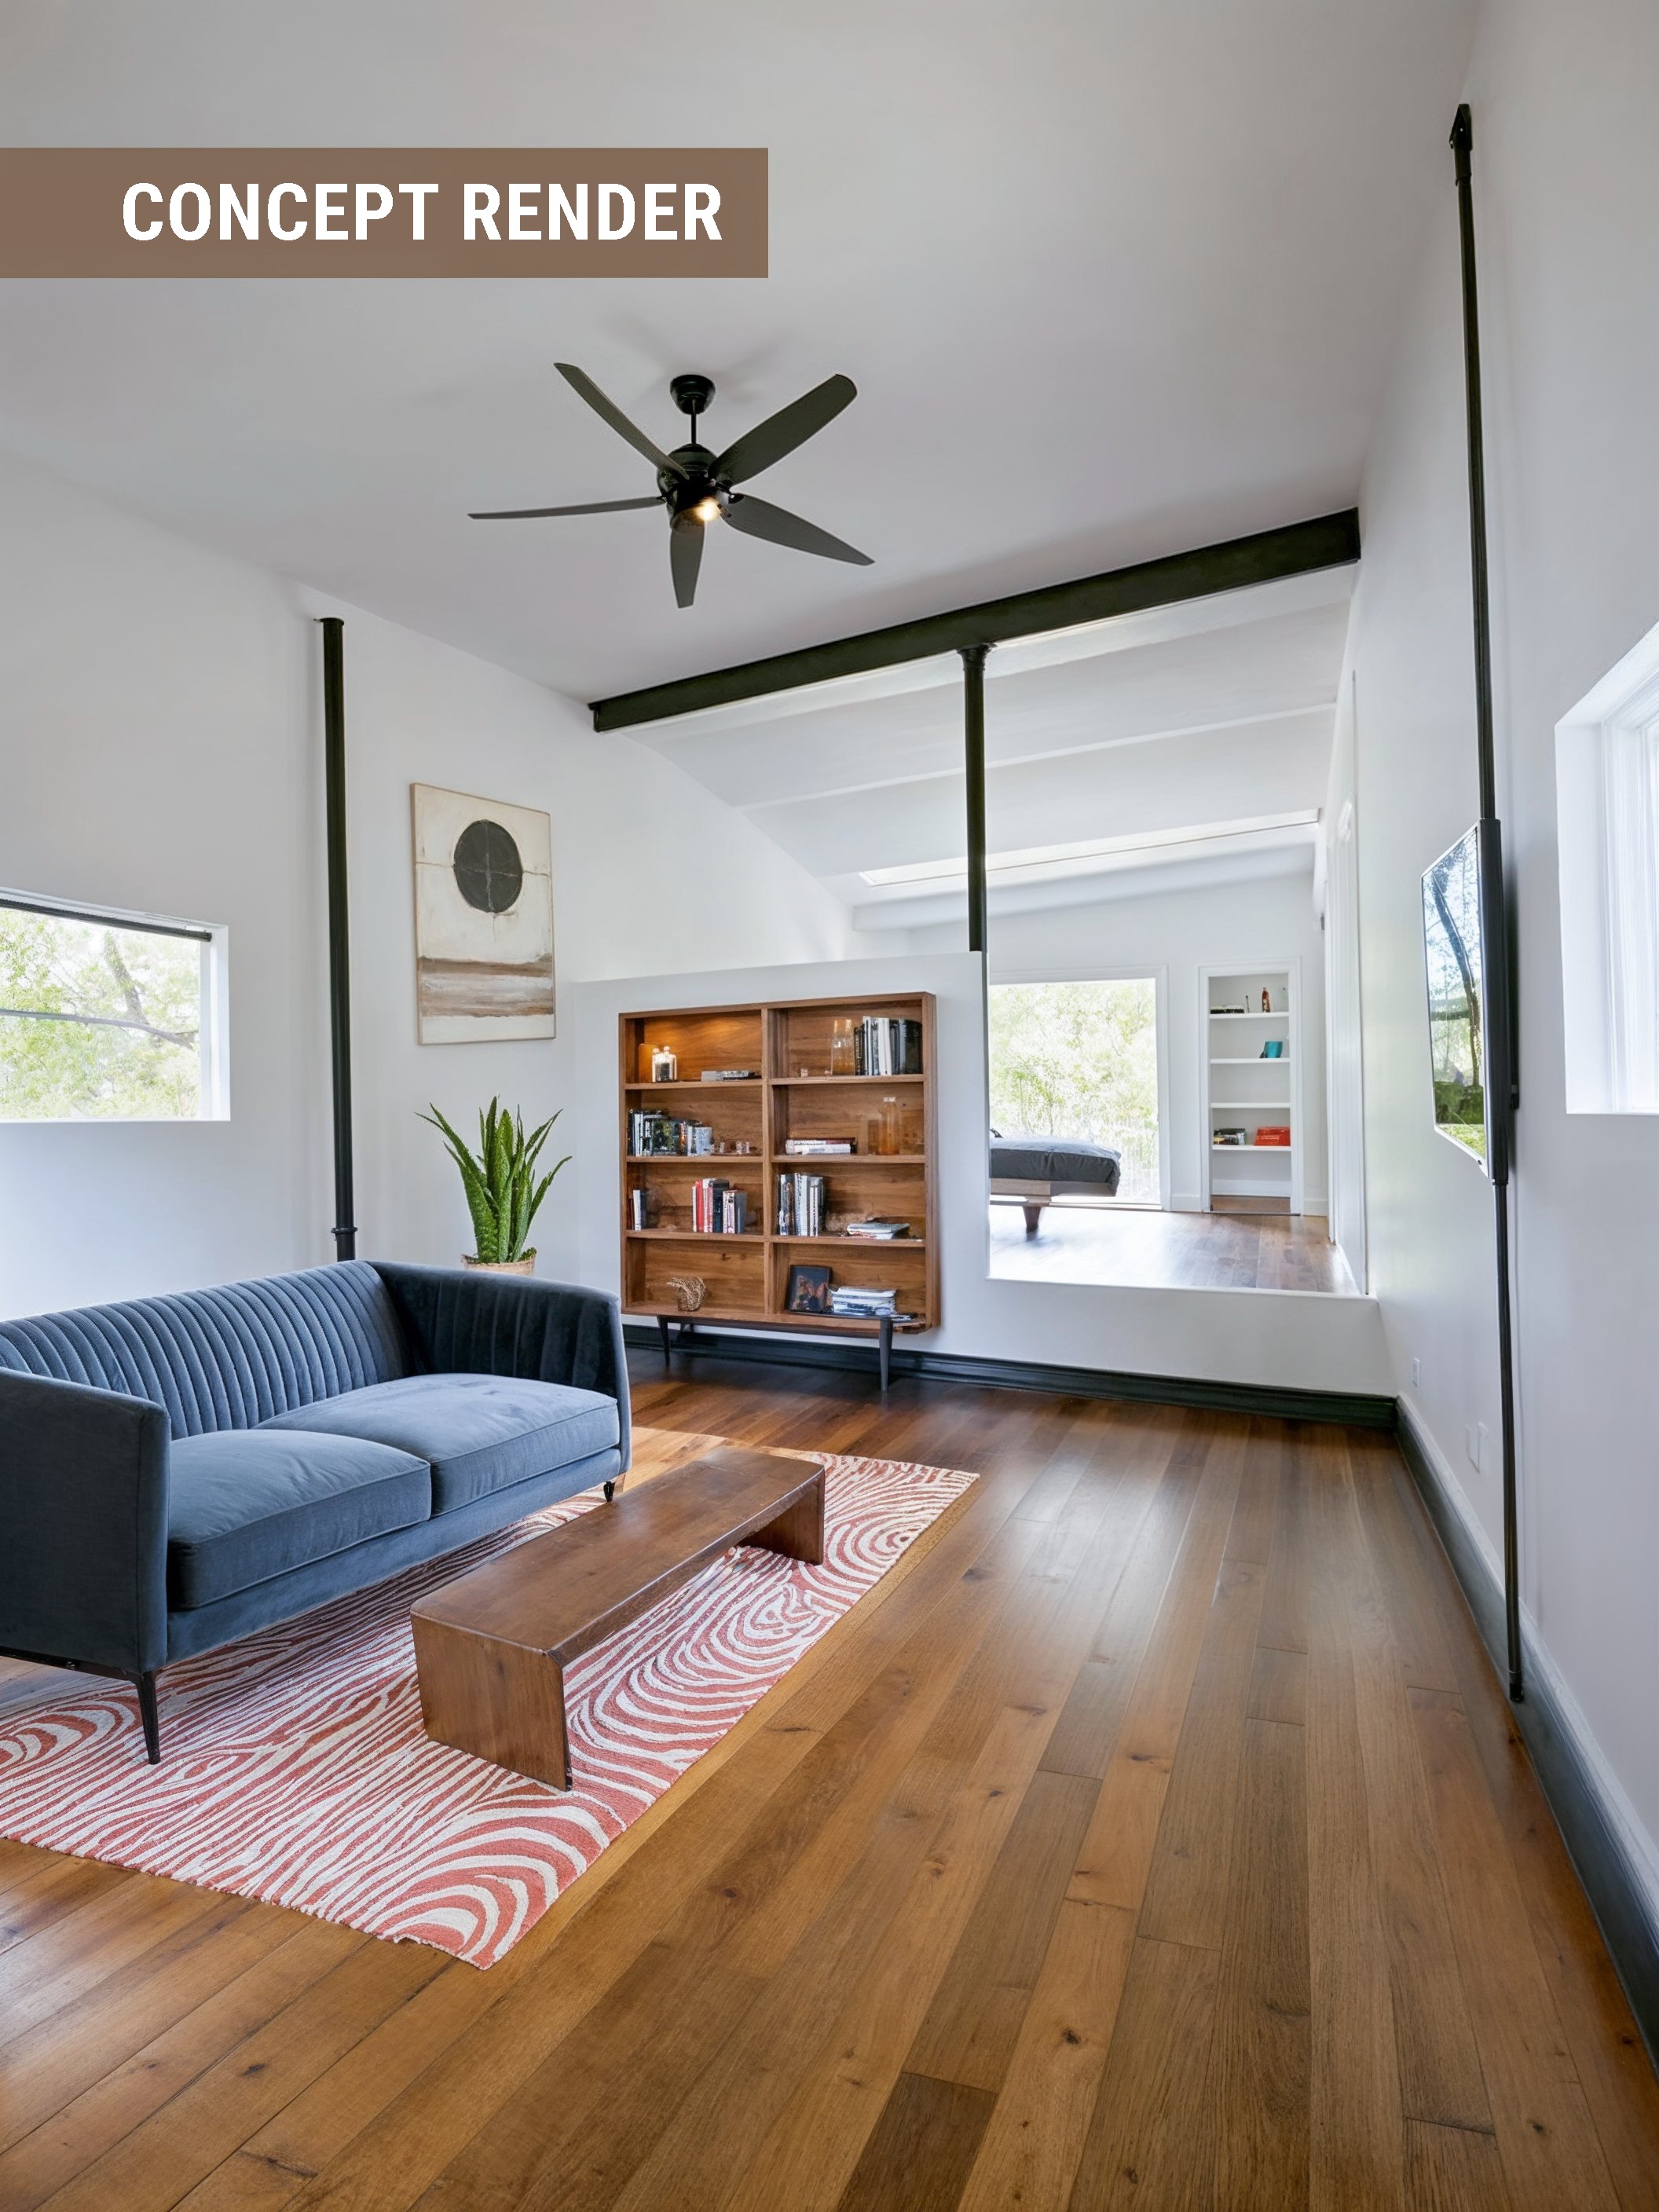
(668, 372, 716, 417)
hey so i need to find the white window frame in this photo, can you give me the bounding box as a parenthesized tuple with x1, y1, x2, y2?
(1556, 620, 1659, 1113)
(0, 888, 230, 1122)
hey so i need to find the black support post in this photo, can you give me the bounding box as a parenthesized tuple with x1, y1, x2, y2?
(960, 643, 991, 954)
(1452, 104, 1522, 1702)
(320, 617, 357, 1262)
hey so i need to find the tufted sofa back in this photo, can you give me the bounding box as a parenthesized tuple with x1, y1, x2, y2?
(0, 1263, 411, 1438)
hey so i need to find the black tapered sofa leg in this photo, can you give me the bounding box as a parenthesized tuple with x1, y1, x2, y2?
(134, 1670, 160, 1763)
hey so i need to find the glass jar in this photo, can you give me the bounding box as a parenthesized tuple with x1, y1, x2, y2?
(830, 1017, 857, 1076)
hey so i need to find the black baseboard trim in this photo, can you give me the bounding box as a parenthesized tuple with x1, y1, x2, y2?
(1395, 1407, 1659, 2066)
(623, 1320, 1396, 1430)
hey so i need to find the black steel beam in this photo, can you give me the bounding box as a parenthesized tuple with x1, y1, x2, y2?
(960, 643, 991, 954)
(589, 508, 1361, 731)
(319, 616, 357, 1263)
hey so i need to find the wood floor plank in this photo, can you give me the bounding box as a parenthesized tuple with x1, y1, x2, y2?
(1210, 1716, 1310, 2212)
(0, 1918, 361, 2212)
(1409, 1686, 1621, 2210)
(1324, 1441, 1492, 2134)
(1302, 1429, 1405, 2212)
(0, 1896, 278, 2155)
(905, 1765, 1100, 2093)
(1247, 1642, 1306, 1727)
(1038, 1421, 1214, 1782)
(954, 1899, 1137, 2212)
(1137, 1552, 1268, 1950)
(33, 1933, 441, 2212)
(1401, 2120, 1514, 2212)
(1063, 1934, 1221, 2210)
(1067, 1421, 1247, 1915)
(831, 2071, 995, 2212)
(1257, 1423, 1309, 1657)
(1346, 1433, 1461, 1694)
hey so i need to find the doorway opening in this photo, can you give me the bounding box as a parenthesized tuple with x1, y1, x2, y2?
(987, 974, 1165, 1239)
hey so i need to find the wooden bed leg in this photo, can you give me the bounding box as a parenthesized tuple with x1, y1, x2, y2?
(1022, 1201, 1043, 1237)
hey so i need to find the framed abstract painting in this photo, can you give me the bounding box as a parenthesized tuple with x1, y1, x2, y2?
(412, 784, 557, 1043)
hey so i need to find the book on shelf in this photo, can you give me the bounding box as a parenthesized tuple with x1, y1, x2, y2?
(782, 1137, 855, 1155)
(699, 1068, 759, 1082)
(854, 1016, 923, 1077)
(1213, 1127, 1247, 1146)
(1254, 1126, 1291, 1147)
(628, 1187, 649, 1231)
(628, 1110, 715, 1156)
(841, 1218, 911, 1239)
(690, 1178, 749, 1233)
(776, 1170, 826, 1236)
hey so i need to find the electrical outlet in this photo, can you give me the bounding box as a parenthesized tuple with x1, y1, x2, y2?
(1410, 1357, 1422, 1390)
(1478, 1422, 1493, 1473)
(1465, 1423, 1481, 1470)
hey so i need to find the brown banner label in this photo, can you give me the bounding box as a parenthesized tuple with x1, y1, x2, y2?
(0, 148, 767, 276)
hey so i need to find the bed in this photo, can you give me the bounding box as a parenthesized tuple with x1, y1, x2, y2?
(989, 1133, 1122, 1235)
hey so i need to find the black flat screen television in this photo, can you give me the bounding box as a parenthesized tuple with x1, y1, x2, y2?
(1421, 819, 1508, 1177)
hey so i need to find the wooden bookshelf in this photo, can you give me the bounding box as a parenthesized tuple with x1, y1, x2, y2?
(619, 991, 939, 1382)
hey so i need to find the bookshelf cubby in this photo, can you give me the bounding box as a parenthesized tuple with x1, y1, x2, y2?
(620, 991, 938, 1381)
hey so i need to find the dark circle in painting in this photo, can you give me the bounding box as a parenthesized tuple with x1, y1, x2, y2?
(453, 819, 523, 914)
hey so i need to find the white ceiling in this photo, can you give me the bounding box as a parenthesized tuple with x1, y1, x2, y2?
(1, 0, 1475, 701)
(634, 566, 1353, 925)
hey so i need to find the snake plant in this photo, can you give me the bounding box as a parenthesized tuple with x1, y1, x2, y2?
(419, 1098, 570, 1264)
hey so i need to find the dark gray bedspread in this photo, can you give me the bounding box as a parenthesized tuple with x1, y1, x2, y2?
(989, 1135, 1122, 1190)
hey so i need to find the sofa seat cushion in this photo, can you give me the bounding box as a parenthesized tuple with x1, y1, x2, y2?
(167, 1430, 431, 1610)
(261, 1374, 620, 1515)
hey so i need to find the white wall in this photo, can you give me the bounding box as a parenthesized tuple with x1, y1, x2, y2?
(909, 864, 1328, 1214)
(0, 449, 326, 1313)
(1344, 0, 1659, 1915)
(572, 954, 1387, 1396)
(0, 453, 860, 1317)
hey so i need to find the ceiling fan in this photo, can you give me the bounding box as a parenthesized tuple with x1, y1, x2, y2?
(470, 364, 873, 608)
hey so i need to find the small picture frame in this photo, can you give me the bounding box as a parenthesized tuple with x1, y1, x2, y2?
(786, 1263, 833, 1315)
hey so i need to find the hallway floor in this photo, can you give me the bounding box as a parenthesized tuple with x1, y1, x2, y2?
(989, 1198, 1358, 1293)
(0, 1361, 1653, 2210)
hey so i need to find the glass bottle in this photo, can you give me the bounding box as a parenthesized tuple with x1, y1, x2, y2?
(830, 1017, 857, 1076)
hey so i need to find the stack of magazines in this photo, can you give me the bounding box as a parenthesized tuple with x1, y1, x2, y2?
(841, 1218, 910, 1240)
(828, 1284, 898, 1318)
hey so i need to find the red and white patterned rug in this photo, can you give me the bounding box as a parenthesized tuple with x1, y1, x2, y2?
(0, 1439, 973, 1968)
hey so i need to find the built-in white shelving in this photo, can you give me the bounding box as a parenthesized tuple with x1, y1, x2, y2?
(1200, 964, 1301, 1214)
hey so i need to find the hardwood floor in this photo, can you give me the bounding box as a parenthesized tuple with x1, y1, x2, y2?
(988, 1201, 1357, 1293)
(1, 1359, 1655, 2210)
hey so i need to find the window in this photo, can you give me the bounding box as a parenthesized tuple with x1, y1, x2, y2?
(988, 976, 1163, 1202)
(0, 894, 225, 1122)
(1556, 619, 1659, 1112)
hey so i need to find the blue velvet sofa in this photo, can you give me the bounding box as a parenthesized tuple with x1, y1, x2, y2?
(0, 1261, 631, 1761)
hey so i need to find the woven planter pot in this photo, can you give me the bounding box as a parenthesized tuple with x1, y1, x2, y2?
(462, 1252, 537, 1277)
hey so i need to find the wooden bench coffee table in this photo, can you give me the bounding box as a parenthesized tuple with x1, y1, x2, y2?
(410, 1447, 826, 1789)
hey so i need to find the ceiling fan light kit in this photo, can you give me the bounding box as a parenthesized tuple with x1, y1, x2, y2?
(470, 362, 873, 607)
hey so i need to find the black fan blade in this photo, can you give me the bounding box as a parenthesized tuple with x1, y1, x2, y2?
(469, 496, 661, 520)
(555, 363, 687, 478)
(713, 374, 857, 485)
(722, 493, 872, 566)
(669, 514, 705, 608)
